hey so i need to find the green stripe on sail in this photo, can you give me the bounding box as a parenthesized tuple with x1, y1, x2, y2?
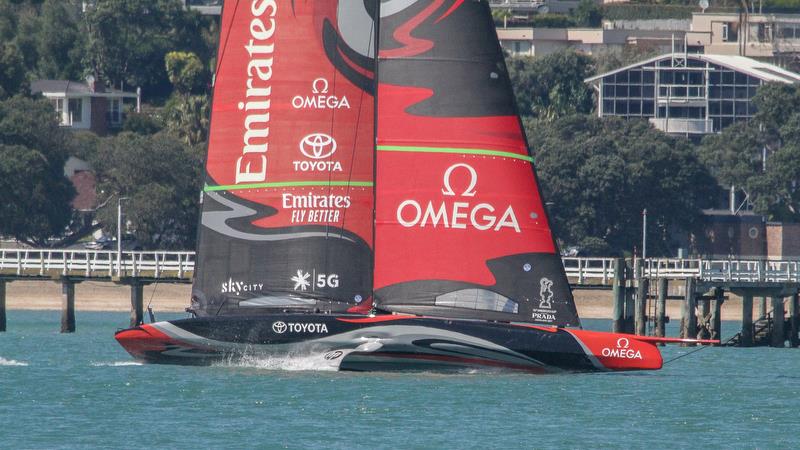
(204, 180, 374, 192)
(377, 145, 533, 162)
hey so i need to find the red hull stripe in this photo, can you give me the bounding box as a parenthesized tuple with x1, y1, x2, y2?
(365, 352, 549, 373)
(377, 145, 533, 162)
(336, 315, 417, 323)
(632, 336, 720, 345)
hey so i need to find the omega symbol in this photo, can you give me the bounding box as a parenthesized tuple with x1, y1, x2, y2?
(442, 163, 478, 197)
(616, 337, 630, 349)
(312, 78, 329, 94)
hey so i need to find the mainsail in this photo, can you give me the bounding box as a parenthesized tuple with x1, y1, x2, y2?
(192, 1, 377, 315)
(373, 0, 580, 327)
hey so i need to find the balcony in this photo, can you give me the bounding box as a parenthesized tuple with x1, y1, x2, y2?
(649, 118, 714, 134)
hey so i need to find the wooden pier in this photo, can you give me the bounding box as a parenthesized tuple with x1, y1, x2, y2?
(1, 250, 799, 346)
(0, 249, 193, 332)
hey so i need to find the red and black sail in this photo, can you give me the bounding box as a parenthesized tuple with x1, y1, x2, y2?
(373, 0, 580, 327)
(192, 0, 377, 315)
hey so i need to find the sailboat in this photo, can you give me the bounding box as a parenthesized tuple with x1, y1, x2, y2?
(116, 0, 705, 372)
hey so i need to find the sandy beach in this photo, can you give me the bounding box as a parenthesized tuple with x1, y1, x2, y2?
(3, 280, 755, 320)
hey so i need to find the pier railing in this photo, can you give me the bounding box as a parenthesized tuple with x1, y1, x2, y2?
(0, 250, 798, 284)
(0, 249, 194, 280)
(562, 257, 800, 285)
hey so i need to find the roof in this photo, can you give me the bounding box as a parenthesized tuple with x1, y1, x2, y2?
(585, 53, 800, 84)
(30, 80, 138, 98)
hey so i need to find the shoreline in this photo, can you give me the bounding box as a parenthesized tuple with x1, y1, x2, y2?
(3, 280, 753, 320)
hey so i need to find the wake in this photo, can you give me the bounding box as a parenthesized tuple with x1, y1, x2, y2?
(216, 352, 340, 372)
(91, 361, 143, 367)
(0, 357, 28, 366)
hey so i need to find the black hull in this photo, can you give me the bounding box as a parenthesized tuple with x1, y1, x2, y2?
(116, 314, 664, 373)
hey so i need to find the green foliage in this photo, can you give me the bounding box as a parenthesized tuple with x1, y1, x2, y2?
(165, 51, 206, 94)
(122, 112, 163, 135)
(89, 132, 203, 249)
(698, 83, 800, 222)
(35, 0, 85, 80)
(0, 42, 26, 98)
(527, 115, 716, 255)
(601, 4, 695, 20)
(698, 122, 763, 188)
(84, 0, 215, 101)
(163, 94, 210, 145)
(0, 95, 75, 245)
(507, 50, 595, 120)
(572, 0, 603, 28)
(530, 14, 576, 29)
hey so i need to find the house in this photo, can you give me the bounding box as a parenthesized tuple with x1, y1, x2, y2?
(30, 78, 139, 136)
(585, 52, 800, 136)
(687, 12, 800, 68)
(498, 26, 684, 57)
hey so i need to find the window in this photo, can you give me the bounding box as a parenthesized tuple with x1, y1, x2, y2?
(722, 22, 738, 42)
(68, 98, 83, 124)
(642, 100, 654, 115)
(108, 99, 122, 124)
(435, 289, 519, 314)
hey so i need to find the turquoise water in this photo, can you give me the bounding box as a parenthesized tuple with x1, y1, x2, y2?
(1, 311, 798, 449)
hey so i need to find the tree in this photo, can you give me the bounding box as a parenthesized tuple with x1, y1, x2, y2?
(83, 0, 212, 100)
(527, 115, 716, 255)
(698, 83, 800, 222)
(572, 0, 603, 27)
(0, 96, 76, 245)
(163, 94, 210, 146)
(35, 0, 85, 80)
(89, 132, 203, 249)
(507, 50, 595, 120)
(0, 42, 26, 99)
(698, 121, 763, 188)
(165, 51, 206, 94)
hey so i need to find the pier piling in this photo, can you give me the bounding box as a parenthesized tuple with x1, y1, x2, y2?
(624, 262, 635, 334)
(635, 277, 648, 336)
(710, 288, 723, 345)
(681, 278, 697, 345)
(759, 297, 767, 320)
(697, 297, 710, 340)
(656, 278, 667, 339)
(61, 280, 76, 333)
(611, 258, 625, 333)
(0, 279, 6, 332)
(771, 296, 785, 348)
(130, 282, 144, 328)
(741, 293, 754, 347)
(790, 293, 799, 348)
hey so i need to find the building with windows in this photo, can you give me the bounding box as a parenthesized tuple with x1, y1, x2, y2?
(584, 52, 800, 135)
(687, 12, 800, 68)
(498, 26, 684, 57)
(31, 79, 139, 136)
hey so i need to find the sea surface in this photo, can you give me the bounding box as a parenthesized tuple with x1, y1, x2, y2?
(1, 310, 798, 449)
